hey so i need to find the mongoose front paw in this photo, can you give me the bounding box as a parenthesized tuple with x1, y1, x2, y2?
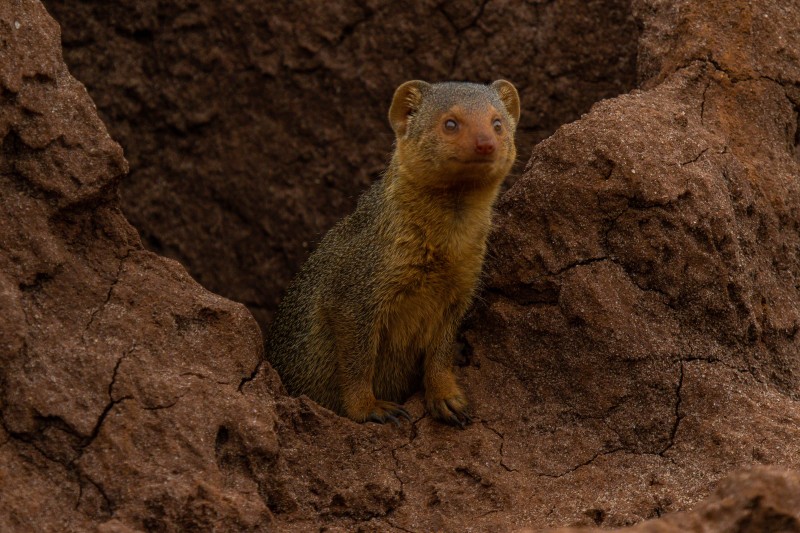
(359, 400, 412, 426)
(426, 393, 472, 429)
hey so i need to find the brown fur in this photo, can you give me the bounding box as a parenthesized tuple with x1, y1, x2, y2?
(266, 80, 520, 425)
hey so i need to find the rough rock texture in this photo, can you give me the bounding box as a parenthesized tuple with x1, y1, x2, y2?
(0, 1, 267, 529)
(3, 0, 800, 532)
(0, 3, 416, 531)
(42, 0, 640, 331)
(457, 0, 800, 527)
(543, 468, 800, 532)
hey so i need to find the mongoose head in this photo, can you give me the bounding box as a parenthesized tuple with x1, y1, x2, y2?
(388, 79, 520, 191)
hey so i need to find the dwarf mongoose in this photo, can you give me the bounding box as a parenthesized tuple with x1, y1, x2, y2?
(266, 79, 520, 426)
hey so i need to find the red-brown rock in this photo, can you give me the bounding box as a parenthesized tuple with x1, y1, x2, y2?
(541, 468, 800, 532)
(3, 0, 800, 532)
(42, 0, 640, 332)
(0, 1, 271, 530)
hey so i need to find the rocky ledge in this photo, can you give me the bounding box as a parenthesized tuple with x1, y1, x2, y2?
(2, 0, 800, 531)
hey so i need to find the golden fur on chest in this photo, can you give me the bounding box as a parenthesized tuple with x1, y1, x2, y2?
(371, 213, 489, 400)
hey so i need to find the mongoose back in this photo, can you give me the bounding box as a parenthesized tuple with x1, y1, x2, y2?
(266, 79, 520, 426)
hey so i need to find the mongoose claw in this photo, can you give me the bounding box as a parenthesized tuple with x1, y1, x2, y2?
(448, 407, 472, 428)
(369, 413, 400, 426)
(448, 413, 465, 429)
(427, 396, 472, 429)
(364, 400, 411, 426)
(445, 398, 471, 421)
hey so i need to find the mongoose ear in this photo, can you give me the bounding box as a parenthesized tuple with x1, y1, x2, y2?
(389, 80, 430, 137)
(491, 80, 521, 126)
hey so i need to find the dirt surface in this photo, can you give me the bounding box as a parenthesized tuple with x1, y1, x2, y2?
(3, 0, 800, 532)
(42, 0, 640, 332)
(542, 468, 800, 532)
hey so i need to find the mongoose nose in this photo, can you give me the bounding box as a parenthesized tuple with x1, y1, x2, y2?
(475, 136, 496, 155)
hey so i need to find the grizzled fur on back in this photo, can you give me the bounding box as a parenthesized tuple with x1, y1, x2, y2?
(266, 183, 387, 414)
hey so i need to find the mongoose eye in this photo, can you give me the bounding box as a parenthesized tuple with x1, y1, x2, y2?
(444, 119, 459, 132)
(493, 118, 502, 133)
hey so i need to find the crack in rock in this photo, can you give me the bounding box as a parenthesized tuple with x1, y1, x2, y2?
(679, 147, 710, 166)
(75, 470, 113, 515)
(536, 447, 625, 479)
(480, 420, 518, 473)
(79, 343, 136, 451)
(439, 0, 490, 76)
(0, 415, 114, 516)
(238, 359, 264, 392)
(700, 78, 711, 124)
(386, 519, 417, 533)
(388, 412, 426, 496)
(84, 249, 131, 335)
(141, 392, 188, 411)
(551, 256, 609, 276)
(659, 360, 684, 456)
